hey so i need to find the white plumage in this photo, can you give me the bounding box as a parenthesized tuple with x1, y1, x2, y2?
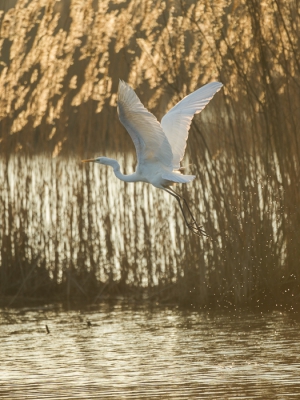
(82, 80, 223, 236)
(161, 82, 223, 169)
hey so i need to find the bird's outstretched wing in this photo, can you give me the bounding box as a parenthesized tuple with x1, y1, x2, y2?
(117, 80, 173, 167)
(161, 82, 223, 169)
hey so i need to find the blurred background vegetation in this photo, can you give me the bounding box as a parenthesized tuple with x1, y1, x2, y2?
(0, 0, 299, 308)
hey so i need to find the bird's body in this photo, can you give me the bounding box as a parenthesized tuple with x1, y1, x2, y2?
(97, 156, 193, 188)
(83, 80, 223, 236)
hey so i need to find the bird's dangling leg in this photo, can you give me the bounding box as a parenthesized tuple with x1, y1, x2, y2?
(164, 188, 209, 237)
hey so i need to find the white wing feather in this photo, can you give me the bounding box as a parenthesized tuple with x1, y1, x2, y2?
(161, 82, 223, 169)
(117, 80, 173, 167)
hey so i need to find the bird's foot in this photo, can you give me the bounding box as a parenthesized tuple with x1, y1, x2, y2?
(187, 221, 209, 237)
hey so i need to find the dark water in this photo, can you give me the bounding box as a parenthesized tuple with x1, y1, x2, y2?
(1, 303, 300, 399)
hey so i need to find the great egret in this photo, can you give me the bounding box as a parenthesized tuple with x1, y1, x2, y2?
(82, 80, 223, 236)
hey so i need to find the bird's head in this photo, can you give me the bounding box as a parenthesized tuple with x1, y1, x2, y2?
(82, 156, 107, 165)
(81, 157, 120, 169)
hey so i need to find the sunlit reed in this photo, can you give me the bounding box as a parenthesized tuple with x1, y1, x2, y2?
(0, 0, 299, 307)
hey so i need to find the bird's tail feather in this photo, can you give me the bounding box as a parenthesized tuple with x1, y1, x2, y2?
(161, 172, 195, 184)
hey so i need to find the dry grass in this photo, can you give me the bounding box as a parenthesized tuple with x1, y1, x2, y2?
(0, 0, 299, 308)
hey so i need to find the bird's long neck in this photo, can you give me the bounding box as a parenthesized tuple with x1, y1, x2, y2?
(105, 158, 139, 183)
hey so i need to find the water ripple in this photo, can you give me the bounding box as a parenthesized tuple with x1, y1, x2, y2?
(1, 305, 300, 399)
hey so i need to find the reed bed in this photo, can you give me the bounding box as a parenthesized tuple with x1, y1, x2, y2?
(0, 0, 299, 308)
(0, 147, 298, 308)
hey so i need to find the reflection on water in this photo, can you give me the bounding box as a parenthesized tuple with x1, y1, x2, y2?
(1, 304, 300, 399)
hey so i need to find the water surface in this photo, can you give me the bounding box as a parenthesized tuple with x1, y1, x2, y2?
(1, 304, 300, 399)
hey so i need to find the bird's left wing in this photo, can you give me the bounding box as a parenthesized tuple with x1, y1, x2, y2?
(161, 82, 223, 169)
(117, 80, 173, 167)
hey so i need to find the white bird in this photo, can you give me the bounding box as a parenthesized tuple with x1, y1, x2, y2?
(82, 80, 223, 236)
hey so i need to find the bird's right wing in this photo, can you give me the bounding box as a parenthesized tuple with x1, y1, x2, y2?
(117, 80, 173, 167)
(161, 82, 223, 169)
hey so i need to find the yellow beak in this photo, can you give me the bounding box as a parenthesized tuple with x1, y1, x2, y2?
(81, 158, 95, 163)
